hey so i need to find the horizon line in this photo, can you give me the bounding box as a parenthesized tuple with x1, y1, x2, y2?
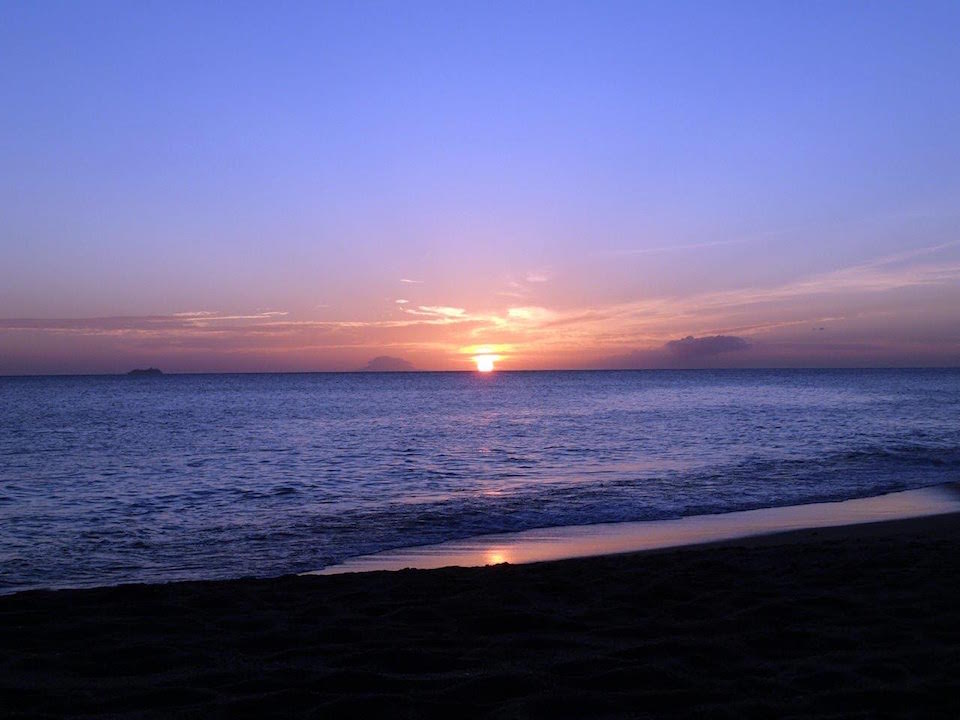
(3, 366, 960, 379)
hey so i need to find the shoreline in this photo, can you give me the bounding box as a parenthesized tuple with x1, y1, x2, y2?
(4, 484, 958, 597)
(313, 483, 960, 576)
(4, 510, 960, 717)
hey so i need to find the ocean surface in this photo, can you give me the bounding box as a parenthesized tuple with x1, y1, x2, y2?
(1, 369, 959, 593)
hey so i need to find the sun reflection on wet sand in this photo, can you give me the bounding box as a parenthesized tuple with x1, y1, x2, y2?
(311, 485, 960, 575)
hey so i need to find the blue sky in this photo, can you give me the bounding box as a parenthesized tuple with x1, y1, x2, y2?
(1, 1, 959, 372)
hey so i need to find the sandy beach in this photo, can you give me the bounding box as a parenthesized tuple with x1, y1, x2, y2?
(4, 511, 960, 718)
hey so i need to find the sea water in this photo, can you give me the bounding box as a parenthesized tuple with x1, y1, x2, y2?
(1, 369, 958, 593)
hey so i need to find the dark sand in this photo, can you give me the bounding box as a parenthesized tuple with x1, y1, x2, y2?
(4, 513, 960, 718)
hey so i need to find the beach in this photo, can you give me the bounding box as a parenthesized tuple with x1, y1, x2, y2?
(5, 512, 960, 718)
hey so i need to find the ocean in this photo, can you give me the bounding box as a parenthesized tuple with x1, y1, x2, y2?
(1, 369, 958, 593)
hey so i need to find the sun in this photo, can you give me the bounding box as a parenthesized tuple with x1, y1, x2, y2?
(475, 355, 496, 373)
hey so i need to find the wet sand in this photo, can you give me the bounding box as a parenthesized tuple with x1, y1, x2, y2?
(4, 512, 960, 718)
(315, 485, 960, 573)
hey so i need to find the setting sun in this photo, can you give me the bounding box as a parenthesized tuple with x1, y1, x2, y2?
(475, 355, 496, 373)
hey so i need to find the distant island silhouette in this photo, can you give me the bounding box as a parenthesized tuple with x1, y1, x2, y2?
(360, 356, 415, 372)
(127, 368, 163, 376)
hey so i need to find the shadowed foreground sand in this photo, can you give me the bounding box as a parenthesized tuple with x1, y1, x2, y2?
(4, 513, 960, 718)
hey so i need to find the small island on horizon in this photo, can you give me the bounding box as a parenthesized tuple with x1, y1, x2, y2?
(360, 356, 415, 372)
(127, 368, 163, 376)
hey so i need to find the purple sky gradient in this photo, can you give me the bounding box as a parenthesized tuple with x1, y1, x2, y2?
(2, 2, 959, 373)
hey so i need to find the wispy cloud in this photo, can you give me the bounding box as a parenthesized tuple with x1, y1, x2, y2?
(399, 305, 468, 320)
(400, 278, 423, 284)
(605, 238, 748, 256)
(506, 306, 556, 322)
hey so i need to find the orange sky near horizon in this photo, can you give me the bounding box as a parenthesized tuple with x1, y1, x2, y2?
(2, 238, 959, 374)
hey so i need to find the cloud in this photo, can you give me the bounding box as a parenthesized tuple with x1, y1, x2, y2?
(664, 335, 750, 359)
(0, 311, 290, 334)
(395, 299, 409, 304)
(596, 335, 751, 369)
(506, 306, 555, 322)
(400, 278, 423, 284)
(360, 356, 415, 372)
(525, 271, 550, 283)
(401, 305, 468, 320)
(180, 311, 289, 325)
(607, 238, 748, 256)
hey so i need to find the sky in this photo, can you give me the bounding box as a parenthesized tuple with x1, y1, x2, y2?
(1, 1, 959, 373)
